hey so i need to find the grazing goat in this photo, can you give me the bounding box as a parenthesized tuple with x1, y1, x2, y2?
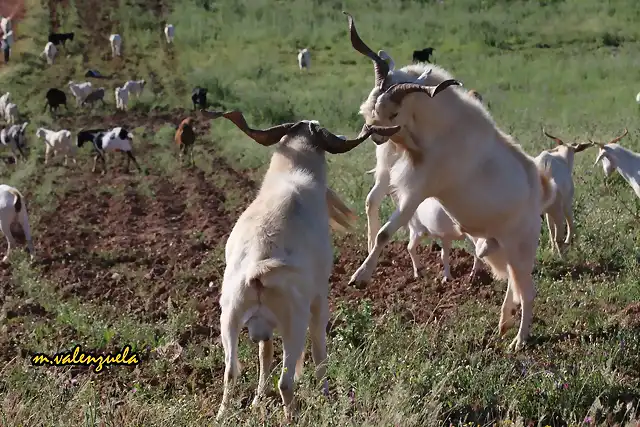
(297, 48, 310, 70)
(191, 87, 207, 110)
(164, 24, 174, 44)
(0, 184, 34, 263)
(123, 79, 145, 98)
(0, 122, 28, 163)
(68, 81, 93, 106)
(4, 103, 18, 124)
(115, 86, 129, 111)
(109, 34, 122, 57)
(35, 127, 76, 165)
(82, 87, 106, 107)
(78, 126, 141, 174)
(175, 116, 202, 164)
(42, 42, 57, 65)
(214, 110, 399, 422)
(407, 197, 485, 282)
(43, 88, 67, 113)
(412, 47, 434, 63)
(534, 129, 593, 256)
(343, 12, 556, 351)
(48, 32, 74, 46)
(590, 128, 640, 198)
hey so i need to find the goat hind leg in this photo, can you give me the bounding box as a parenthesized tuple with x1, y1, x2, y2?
(350, 192, 424, 285)
(440, 238, 453, 282)
(563, 203, 575, 246)
(407, 227, 423, 278)
(0, 220, 16, 263)
(251, 339, 274, 408)
(365, 171, 390, 253)
(278, 315, 309, 421)
(216, 310, 242, 421)
(309, 297, 329, 397)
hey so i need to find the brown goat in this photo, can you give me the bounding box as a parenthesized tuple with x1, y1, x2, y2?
(175, 117, 197, 164)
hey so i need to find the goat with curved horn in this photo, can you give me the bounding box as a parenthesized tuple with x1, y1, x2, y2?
(588, 128, 629, 149)
(313, 123, 401, 154)
(343, 11, 389, 90)
(542, 128, 564, 145)
(382, 79, 463, 104)
(220, 110, 296, 146)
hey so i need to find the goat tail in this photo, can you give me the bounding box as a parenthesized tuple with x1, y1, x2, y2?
(12, 190, 22, 213)
(326, 187, 357, 233)
(538, 170, 557, 212)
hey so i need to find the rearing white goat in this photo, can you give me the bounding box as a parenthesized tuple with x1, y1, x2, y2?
(343, 12, 556, 351)
(213, 110, 399, 422)
(590, 128, 640, 198)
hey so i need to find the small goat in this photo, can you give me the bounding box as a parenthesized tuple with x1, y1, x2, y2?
(123, 79, 145, 98)
(82, 88, 106, 107)
(343, 12, 556, 351)
(4, 103, 18, 124)
(78, 126, 141, 174)
(68, 81, 93, 106)
(191, 87, 207, 110)
(0, 122, 28, 163)
(214, 110, 399, 422)
(164, 24, 174, 44)
(590, 128, 640, 198)
(115, 86, 129, 111)
(43, 88, 68, 113)
(534, 129, 593, 256)
(42, 42, 57, 65)
(0, 184, 34, 263)
(412, 47, 434, 63)
(35, 127, 76, 165)
(297, 48, 310, 70)
(175, 116, 201, 164)
(109, 34, 122, 57)
(407, 197, 485, 282)
(0, 92, 9, 117)
(48, 32, 74, 46)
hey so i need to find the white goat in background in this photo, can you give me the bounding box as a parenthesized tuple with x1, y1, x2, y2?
(109, 34, 122, 57)
(297, 48, 310, 70)
(213, 110, 399, 421)
(164, 24, 174, 44)
(590, 128, 640, 198)
(0, 184, 35, 263)
(35, 128, 76, 166)
(343, 12, 556, 351)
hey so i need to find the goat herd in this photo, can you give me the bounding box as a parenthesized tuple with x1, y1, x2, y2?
(1, 10, 639, 422)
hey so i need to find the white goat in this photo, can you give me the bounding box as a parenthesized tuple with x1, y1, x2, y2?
(115, 86, 129, 111)
(213, 110, 399, 422)
(0, 122, 28, 163)
(123, 79, 145, 98)
(534, 129, 593, 256)
(0, 17, 11, 34)
(4, 102, 17, 124)
(0, 92, 10, 117)
(109, 34, 122, 57)
(0, 184, 34, 263)
(590, 129, 640, 198)
(42, 41, 57, 64)
(407, 197, 485, 282)
(87, 126, 142, 174)
(343, 12, 556, 351)
(68, 81, 93, 107)
(297, 48, 310, 70)
(164, 24, 174, 44)
(35, 128, 76, 166)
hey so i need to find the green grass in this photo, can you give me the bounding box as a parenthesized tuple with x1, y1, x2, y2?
(1, 0, 640, 425)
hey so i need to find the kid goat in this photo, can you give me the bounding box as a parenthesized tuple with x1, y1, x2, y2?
(343, 12, 556, 351)
(590, 128, 640, 198)
(213, 110, 399, 421)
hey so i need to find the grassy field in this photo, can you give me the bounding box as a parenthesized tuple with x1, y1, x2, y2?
(1, 0, 640, 425)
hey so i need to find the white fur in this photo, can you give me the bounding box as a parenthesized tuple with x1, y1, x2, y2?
(0, 92, 10, 119)
(0, 17, 12, 34)
(350, 54, 556, 352)
(0, 122, 28, 163)
(297, 48, 310, 70)
(115, 86, 129, 110)
(122, 79, 145, 98)
(164, 24, 174, 44)
(594, 143, 640, 199)
(35, 128, 76, 166)
(67, 81, 93, 106)
(407, 197, 485, 282)
(109, 34, 122, 57)
(42, 42, 57, 65)
(4, 103, 17, 124)
(0, 184, 34, 263)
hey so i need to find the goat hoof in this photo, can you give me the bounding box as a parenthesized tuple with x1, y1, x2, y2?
(348, 266, 371, 286)
(508, 336, 525, 352)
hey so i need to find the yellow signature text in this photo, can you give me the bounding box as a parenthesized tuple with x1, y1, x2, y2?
(31, 345, 140, 373)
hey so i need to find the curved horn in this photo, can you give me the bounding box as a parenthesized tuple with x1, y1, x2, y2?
(221, 111, 295, 146)
(607, 128, 628, 145)
(313, 123, 401, 154)
(199, 109, 224, 120)
(542, 128, 564, 145)
(384, 79, 463, 104)
(587, 139, 605, 149)
(343, 11, 389, 90)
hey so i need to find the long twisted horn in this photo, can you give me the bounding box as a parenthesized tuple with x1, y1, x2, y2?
(542, 128, 565, 146)
(343, 11, 389, 90)
(383, 79, 463, 105)
(313, 123, 400, 154)
(220, 111, 295, 146)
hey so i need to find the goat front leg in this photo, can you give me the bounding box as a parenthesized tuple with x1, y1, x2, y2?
(507, 266, 536, 352)
(563, 203, 575, 246)
(365, 170, 390, 253)
(463, 234, 482, 281)
(407, 227, 423, 278)
(440, 238, 453, 283)
(349, 192, 424, 286)
(0, 220, 16, 263)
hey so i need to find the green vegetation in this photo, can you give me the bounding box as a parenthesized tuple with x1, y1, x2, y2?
(1, 0, 640, 425)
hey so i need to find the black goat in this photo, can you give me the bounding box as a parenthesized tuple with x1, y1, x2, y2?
(191, 87, 207, 110)
(48, 32, 74, 46)
(412, 47, 434, 63)
(43, 88, 67, 113)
